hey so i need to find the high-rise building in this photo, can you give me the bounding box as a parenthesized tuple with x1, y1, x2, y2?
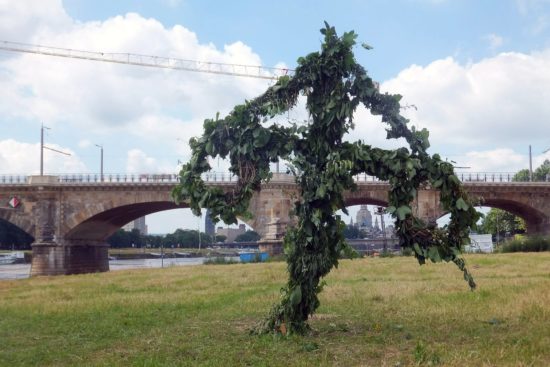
(355, 205, 373, 228)
(216, 224, 246, 242)
(122, 216, 148, 235)
(205, 209, 215, 237)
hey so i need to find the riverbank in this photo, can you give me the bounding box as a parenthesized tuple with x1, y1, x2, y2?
(1, 253, 549, 366)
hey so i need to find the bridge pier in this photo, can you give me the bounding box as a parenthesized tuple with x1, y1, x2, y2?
(31, 241, 109, 276)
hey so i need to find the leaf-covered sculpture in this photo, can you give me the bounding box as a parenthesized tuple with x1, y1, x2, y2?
(173, 23, 480, 334)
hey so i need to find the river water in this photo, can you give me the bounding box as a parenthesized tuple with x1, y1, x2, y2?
(0, 256, 240, 280)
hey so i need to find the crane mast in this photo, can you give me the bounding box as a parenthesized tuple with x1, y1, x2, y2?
(0, 40, 292, 80)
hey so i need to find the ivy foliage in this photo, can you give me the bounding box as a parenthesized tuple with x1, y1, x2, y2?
(172, 23, 480, 334)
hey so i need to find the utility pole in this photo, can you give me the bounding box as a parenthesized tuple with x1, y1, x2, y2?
(95, 144, 104, 182)
(529, 145, 533, 182)
(198, 219, 202, 251)
(496, 210, 500, 247)
(40, 124, 70, 175)
(376, 207, 387, 254)
(40, 124, 50, 176)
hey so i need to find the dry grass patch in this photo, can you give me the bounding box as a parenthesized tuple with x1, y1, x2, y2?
(0, 253, 549, 366)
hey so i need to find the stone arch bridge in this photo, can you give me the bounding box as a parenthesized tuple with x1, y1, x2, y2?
(0, 173, 549, 276)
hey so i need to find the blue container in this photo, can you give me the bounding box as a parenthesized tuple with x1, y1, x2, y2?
(239, 252, 268, 263)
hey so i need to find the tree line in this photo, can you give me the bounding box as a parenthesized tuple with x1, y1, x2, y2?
(0, 219, 260, 250)
(106, 228, 260, 248)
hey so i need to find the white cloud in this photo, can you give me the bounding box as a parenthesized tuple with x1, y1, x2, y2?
(0, 0, 72, 43)
(0, 9, 268, 133)
(0, 139, 87, 175)
(126, 149, 174, 173)
(459, 148, 527, 172)
(380, 51, 550, 158)
(0, 1, 273, 177)
(483, 33, 504, 50)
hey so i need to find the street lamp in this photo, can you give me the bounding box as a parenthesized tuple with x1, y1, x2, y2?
(544, 148, 550, 182)
(40, 124, 50, 176)
(375, 207, 387, 254)
(40, 124, 70, 175)
(95, 144, 104, 182)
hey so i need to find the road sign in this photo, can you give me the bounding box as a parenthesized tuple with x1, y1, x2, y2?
(8, 197, 20, 208)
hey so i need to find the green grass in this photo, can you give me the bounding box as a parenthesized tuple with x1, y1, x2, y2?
(1, 253, 549, 366)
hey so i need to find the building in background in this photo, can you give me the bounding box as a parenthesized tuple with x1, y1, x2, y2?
(205, 209, 216, 237)
(355, 205, 373, 229)
(122, 216, 148, 235)
(216, 224, 246, 242)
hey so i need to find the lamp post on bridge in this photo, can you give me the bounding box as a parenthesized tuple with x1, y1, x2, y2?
(544, 148, 550, 182)
(40, 124, 50, 176)
(95, 144, 104, 182)
(40, 124, 70, 176)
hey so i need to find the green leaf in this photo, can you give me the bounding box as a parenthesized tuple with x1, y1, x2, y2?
(316, 185, 327, 198)
(205, 141, 214, 155)
(290, 286, 302, 306)
(395, 205, 412, 220)
(456, 197, 469, 211)
(413, 243, 423, 256)
(428, 247, 441, 262)
(254, 129, 271, 148)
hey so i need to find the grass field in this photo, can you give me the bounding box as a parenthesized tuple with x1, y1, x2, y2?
(0, 253, 549, 366)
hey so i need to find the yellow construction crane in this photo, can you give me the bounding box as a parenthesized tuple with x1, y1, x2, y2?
(0, 40, 293, 80)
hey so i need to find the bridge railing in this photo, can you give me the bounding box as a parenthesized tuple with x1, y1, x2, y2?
(0, 171, 548, 185)
(56, 172, 241, 183)
(0, 175, 28, 184)
(58, 173, 181, 183)
(454, 172, 550, 183)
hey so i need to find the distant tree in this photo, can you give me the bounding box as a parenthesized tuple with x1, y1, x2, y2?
(129, 229, 144, 247)
(343, 224, 360, 239)
(235, 230, 261, 242)
(513, 169, 530, 182)
(215, 235, 227, 243)
(513, 160, 550, 182)
(480, 209, 525, 237)
(107, 229, 130, 248)
(144, 234, 163, 248)
(534, 159, 550, 181)
(163, 229, 211, 248)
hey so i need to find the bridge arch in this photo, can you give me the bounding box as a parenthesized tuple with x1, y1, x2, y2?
(65, 201, 187, 241)
(476, 198, 548, 234)
(0, 216, 34, 249)
(343, 185, 389, 208)
(436, 199, 548, 234)
(0, 209, 35, 238)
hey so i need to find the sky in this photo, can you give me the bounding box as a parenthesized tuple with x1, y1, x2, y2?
(1, 0, 550, 233)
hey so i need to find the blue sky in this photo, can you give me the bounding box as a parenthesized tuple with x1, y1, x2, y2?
(1, 0, 550, 233)
(62, 0, 550, 81)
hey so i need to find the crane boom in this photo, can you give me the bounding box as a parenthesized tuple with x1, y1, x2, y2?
(0, 40, 293, 80)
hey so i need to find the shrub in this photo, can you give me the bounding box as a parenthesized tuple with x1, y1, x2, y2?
(203, 256, 238, 265)
(499, 236, 550, 253)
